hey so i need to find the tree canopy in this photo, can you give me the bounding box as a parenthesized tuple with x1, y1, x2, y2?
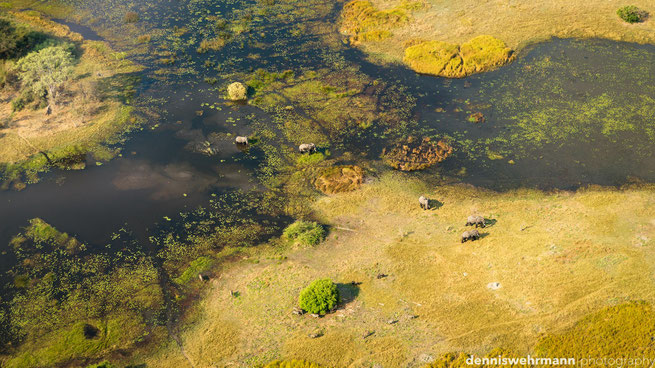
(15, 44, 75, 109)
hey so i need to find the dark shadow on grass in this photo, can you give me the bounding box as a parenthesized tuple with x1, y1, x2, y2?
(428, 199, 443, 210)
(337, 282, 360, 305)
(484, 218, 497, 227)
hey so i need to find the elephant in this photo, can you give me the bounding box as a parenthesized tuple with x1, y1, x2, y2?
(299, 143, 316, 154)
(465, 215, 486, 228)
(418, 196, 430, 210)
(461, 229, 480, 243)
(235, 136, 249, 145)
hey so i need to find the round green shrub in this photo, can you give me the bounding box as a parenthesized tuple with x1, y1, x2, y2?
(617, 5, 647, 23)
(298, 278, 339, 314)
(283, 221, 326, 246)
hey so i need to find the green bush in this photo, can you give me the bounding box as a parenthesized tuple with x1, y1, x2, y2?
(283, 221, 326, 246)
(10, 96, 26, 111)
(617, 5, 647, 23)
(298, 278, 339, 314)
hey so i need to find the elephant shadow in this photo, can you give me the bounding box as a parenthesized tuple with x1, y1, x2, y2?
(483, 219, 497, 227)
(427, 199, 443, 210)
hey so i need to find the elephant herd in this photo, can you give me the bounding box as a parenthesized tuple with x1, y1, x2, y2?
(235, 136, 316, 154)
(419, 196, 489, 243)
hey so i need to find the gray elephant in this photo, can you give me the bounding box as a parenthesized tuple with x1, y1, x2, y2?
(299, 143, 316, 154)
(461, 229, 480, 243)
(418, 196, 429, 210)
(235, 136, 249, 145)
(465, 215, 486, 228)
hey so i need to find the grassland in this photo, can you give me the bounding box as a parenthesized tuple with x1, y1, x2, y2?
(341, 0, 655, 75)
(0, 10, 141, 188)
(136, 173, 655, 367)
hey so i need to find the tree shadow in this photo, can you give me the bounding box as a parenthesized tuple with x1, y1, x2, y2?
(337, 282, 360, 305)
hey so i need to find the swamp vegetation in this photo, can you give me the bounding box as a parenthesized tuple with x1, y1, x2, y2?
(0, 0, 654, 366)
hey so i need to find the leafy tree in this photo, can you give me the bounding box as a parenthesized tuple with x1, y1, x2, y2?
(15, 45, 74, 113)
(298, 278, 339, 315)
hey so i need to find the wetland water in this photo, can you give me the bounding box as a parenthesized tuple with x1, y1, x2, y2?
(1, 1, 655, 264)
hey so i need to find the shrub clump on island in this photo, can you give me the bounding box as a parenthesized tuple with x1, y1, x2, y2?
(298, 278, 340, 315)
(617, 5, 648, 23)
(283, 220, 326, 246)
(227, 81, 248, 101)
(403, 35, 514, 78)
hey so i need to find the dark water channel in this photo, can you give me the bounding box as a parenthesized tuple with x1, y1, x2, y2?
(1, 0, 654, 269)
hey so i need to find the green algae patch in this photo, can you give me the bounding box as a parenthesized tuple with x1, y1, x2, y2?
(403, 35, 514, 78)
(4, 219, 164, 368)
(341, 0, 423, 44)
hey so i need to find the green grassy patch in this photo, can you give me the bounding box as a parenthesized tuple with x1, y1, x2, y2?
(174, 256, 215, 284)
(283, 220, 326, 247)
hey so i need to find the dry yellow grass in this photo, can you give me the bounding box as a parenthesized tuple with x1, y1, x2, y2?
(143, 173, 655, 367)
(343, 0, 655, 65)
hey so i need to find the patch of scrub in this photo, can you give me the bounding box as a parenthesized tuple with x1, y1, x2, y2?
(381, 136, 452, 171)
(403, 35, 514, 78)
(313, 165, 364, 194)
